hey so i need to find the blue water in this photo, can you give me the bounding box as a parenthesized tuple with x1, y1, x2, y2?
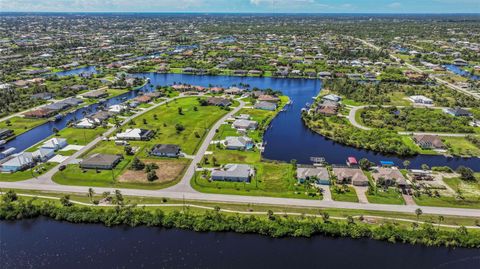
(6, 72, 480, 170)
(1, 218, 479, 269)
(54, 66, 99, 77)
(444, 65, 480, 81)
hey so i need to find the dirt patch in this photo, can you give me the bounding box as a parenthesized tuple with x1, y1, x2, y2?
(118, 159, 187, 184)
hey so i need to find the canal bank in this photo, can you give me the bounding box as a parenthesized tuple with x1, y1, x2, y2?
(1, 217, 479, 268)
(3, 73, 480, 170)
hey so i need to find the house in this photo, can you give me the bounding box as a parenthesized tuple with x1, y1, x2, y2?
(62, 97, 84, 106)
(371, 167, 408, 187)
(31, 92, 54, 100)
(135, 95, 152, 103)
(233, 119, 258, 131)
(315, 102, 338, 116)
(332, 167, 368, 186)
(318, 71, 332, 79)
(108, 104, 127, 114)
(224, 87, 243, 95)
(296, 166, 330, 185)
(32, 147, 55, 162)
(211, 164, 254, 182)
(322, 94, 341, 103)
(24, 108, 56, 118)
(257, 95, 280, 103)
(150, 144, 181, 158)
(0, 129, 14, 140)
(75, 118, 97, 129)
(116, 128, 154, 141)
(43, 102, 70, 111)
(409, 95, 433, 105)
(224, 136, 254, 150)
(41, 138, 68, 150)
(80, 153, 123, 170)
(83, 89, 108, 99)
(91, 111, 112, 122)
(235, 114, 251, 120)
(254, 101, 277, 111)
(409, 169, 434, 181)
(443, 107, 472, 117)
(207, 97, 232, 107)
(0, 152, 35, 172)
(413, 134, 445, 149)
(453, 58, 468, 66)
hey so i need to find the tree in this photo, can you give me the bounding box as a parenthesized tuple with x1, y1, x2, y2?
(52, 127, 59, 135)
(421, 164, 430, 171)
(178, 107, 183, 115)
(359, 158, 374, 170)
(87, 188, 95, 202)
(456, 166, 475, 181)
(403, 160, 411, 170)
(130, 157, 145, 170)
(124, 145, 134, 155)
(60, 195, 73, 207)
(175, 123, 185, 133)
(2, 190, 17, 203)
(415, 208, 423, 221)
(5, 119, 11, 126)
(147, 170, 158, 181)
(114, 190, 124, 205)
(322, 212, 330, 222)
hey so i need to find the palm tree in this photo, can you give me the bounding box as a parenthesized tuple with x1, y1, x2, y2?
(87, 188, 95, 202)
(415, 208, 423, 222)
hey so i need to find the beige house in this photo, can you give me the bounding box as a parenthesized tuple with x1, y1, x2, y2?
(332, 167, 368, 186)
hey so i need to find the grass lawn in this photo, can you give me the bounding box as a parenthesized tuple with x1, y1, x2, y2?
(191, 162, 321, 199)
(106, 88, 129, 98)
(0, 162, 56, 182)
(125, 97, 229, 155)
(441, 136, 480, 157)
(366, 188, 406, 205)
(0, 117, 47, 138)
(331, 186, 359, 202)
(209, 147, 261, 164)
(26, 127, 108, 152)
(443, 177, 480, 198)
(414, 195, 480, 209)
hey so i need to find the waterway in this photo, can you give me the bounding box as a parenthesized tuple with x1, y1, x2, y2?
(1, 218, 479, 268)
(53, 66, 99, 77)
(5, 72, 480, 170)
(444, 65, 480, 81)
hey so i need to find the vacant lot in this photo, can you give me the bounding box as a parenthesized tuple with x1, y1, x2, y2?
(0, 116, 47, 137)
(118, 159, 189, 184)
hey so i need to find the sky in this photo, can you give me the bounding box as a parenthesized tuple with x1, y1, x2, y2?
(1, 0, 479, 13)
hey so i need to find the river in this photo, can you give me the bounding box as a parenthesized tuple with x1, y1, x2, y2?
(5, 72, 480, 170)
(0, 218, 479, 268)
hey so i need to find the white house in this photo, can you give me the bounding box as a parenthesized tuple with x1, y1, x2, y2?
(41, 138, 68, 150)
(0, 152, 35, 172)
(108, 104, 127, 114)
(409, 95, 433, 105)
(116, 128, 154, 141)
(75, 118, 97, 129)
(211, 164, 254, 182)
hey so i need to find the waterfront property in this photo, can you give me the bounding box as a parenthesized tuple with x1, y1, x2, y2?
(232, 119, 258, 131)
(40, 138, 68, 150)
(296, 166, 330, 185)
(254, 101, 277, 111)
(413, 134, 445, 150)
(211, 164, 254, 182)
(371, 167, 409, 187)
(332, 167, 369, 186)
(224, 136, 254, 150)
(0, 128, 14, 140)
(80, 153, 123, 170)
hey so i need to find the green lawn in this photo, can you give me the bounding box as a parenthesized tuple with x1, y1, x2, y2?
(366, 188, 406, 205)
(26, 127, 108, 152)
(191, 162, 321, 199)
(331, 186, 359, 202)
(443, 177, 480, 198)
(0, 162, 56, 182)
(127, 97, 229, 155)
(442, 137, 480, 157)
(0, 117, 47, 138)
(414, 195, 480, 209)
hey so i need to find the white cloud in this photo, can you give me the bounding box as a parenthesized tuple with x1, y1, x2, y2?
(388, 2, 402, 8)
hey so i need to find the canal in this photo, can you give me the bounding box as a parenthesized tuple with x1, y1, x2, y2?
(5, 72, 480, 170)
(0, 218, 479, 268)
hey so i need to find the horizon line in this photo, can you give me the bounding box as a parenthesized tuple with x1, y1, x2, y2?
(1, 11, 480, 15)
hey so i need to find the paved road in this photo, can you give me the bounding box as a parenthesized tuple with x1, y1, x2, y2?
(348, 105, 472, 137)
(167, 100, 246, 193)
